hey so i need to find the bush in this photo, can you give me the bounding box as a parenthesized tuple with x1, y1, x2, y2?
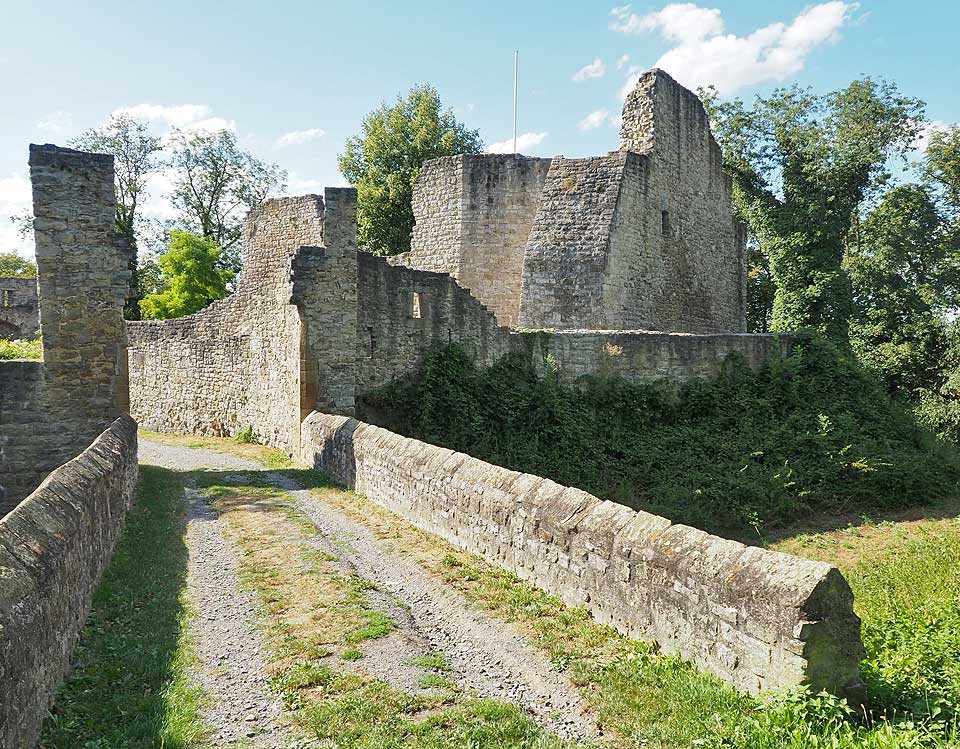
(359, 338, 959, 536)
(0, 336, 42, 360)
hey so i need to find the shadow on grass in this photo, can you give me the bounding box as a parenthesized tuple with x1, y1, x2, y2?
(39, 465, 206, 749)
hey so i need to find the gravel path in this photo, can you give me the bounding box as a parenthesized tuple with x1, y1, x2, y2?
(139, 438, 599, 744)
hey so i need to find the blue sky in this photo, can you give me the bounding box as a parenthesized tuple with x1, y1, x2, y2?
(2, 0, 958, 255)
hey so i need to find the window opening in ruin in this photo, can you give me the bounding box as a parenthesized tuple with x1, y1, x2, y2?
(661, 210, 671, 237)
(1, 289, 10, 307)
(367, 327, 375, 357)
(412, 291, 422, 319)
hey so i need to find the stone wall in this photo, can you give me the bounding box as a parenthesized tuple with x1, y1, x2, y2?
(0, 145, 131, 514)
(300, 412, 865, 700)
(515, 330, 793, 384)
(391, 154, 551, 327)
(0, 415, 138, 749)
(128, 194, 326, 450)
(0, 277, 39, 339)
(358, 252, 512, 394)
(608, 69, 745, 332)
(516, 154, 629, 329)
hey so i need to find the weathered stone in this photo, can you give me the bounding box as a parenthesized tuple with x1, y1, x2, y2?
(300, 412, 866, 701)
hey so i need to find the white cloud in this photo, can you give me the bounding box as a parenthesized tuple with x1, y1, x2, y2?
(616, 54, 631, 69)
(611, 2, 858, 96)
(36, 111, 73, 134)
(578, 110, 609, 130)
(912, 120, 954, 154)
(275, 128, 325, 148)
(485, 132, 549, 154)
(288, 175, 325, 193)
(111, 104, 236, 134)
(610, 3, 724, 42)
(572, 58, 606, 82)
(0, 172, 33, 255)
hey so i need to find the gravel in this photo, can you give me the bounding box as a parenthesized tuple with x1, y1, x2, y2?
(140, 438, 599, 744)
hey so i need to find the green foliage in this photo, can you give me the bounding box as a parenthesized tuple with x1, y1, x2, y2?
(0, 251, 37, 278)
(69, 114, 165, 320)
(234, 424, 258, 444)
(139, 231, 234, 319)
(169, 128, 286, 270)
(745, 238, 775, 332)
(925, 126, 960, 215)
(339, 84, 483, 255)
(704, 80, 924, 340)
(0, 336, 41, 359)
(846, 184, 959, 395)
(40, 466, 208, 747)
(360, 341, 958, 536)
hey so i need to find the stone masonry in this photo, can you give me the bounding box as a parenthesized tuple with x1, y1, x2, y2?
(0, 145, 132, 513)
(392, 69, 746, 333)
(0, 277, 39, 340)
(301, 412, 865, 700)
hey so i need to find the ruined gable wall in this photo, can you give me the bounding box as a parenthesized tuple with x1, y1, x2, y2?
(301, 412, 865, 700)
(609, 70, 746, 332)
(0, 277, 39, 339)
(516, 154, 628, 329)
(127, 195, 324, 451)
(0, 145, 131, 514)
(390, 155, 551, 328)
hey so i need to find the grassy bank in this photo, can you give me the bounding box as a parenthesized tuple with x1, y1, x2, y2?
(40, 465, 208, 748)
(359, 340, 959, 538)
(0, 336, 41, 360)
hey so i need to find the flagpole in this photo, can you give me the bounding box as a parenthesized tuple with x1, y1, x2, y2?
(513, 49, 519, 154)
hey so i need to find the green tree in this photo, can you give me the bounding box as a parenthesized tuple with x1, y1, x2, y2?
(139, 231, 233, 320)
(339, 84, 483, 255)
(846, 184, 959, 395)
(69, 115, 164, 319)
(0, 252, 37, 278)
(704, 80, 924, 340)
(744, 238, 775, 332)
(169, 129, 286, 272)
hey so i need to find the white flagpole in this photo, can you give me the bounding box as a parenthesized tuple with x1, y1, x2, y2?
(513, 49, 519, 154)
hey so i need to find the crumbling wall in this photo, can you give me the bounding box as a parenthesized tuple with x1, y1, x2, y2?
(516, 154, 629, 329)
(0, 145, 131, 514)
(391, 154, 551, 327)
(127, 195, 325, 451)
(0, 415, 138, 749)
(0, 277, 39, 339)
(609, 69, 745, 332)
(300, 411, 865, 700)
(358, 252, 511, 394)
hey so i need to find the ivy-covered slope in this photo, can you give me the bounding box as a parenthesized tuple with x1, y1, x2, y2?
(359, 339, 959, 537)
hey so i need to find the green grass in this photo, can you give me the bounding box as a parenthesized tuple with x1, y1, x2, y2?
(0, 335, 41, 359)
(40, 465, 209, 748)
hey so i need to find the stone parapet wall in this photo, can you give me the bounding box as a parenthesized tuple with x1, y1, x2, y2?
(0, 415, 138, 749)
(300, 412, 865, 700)
(0, 277, 39, 340)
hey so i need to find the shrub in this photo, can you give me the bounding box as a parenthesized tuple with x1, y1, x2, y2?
(359, 338, 959, 536)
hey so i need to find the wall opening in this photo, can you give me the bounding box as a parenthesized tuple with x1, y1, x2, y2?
(411, 291, 422, 319)
(1, 289, 10, 307)
(661, 210, 671, 237)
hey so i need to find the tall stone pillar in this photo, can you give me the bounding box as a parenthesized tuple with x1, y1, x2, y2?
(29, 144, 132, 445)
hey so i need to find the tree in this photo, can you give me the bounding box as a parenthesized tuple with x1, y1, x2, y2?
(69, 115, 164, 319)
(169, 129, 286, 272)
(139, 231, 234, 320)
(704, 80, 924, 340)
(846, 184, 959, 395)
(745, 238, 775, 332)
(339, 84, 483, 255)
(0, 252, 37, 278)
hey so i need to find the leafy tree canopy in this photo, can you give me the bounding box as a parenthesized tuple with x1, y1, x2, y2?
(339, 84, 483, 255)
(0, 252, 37, 278)
(169, 129, 286, 272)
(139, 231, 233, 320)
(704, 79, 924, 340)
